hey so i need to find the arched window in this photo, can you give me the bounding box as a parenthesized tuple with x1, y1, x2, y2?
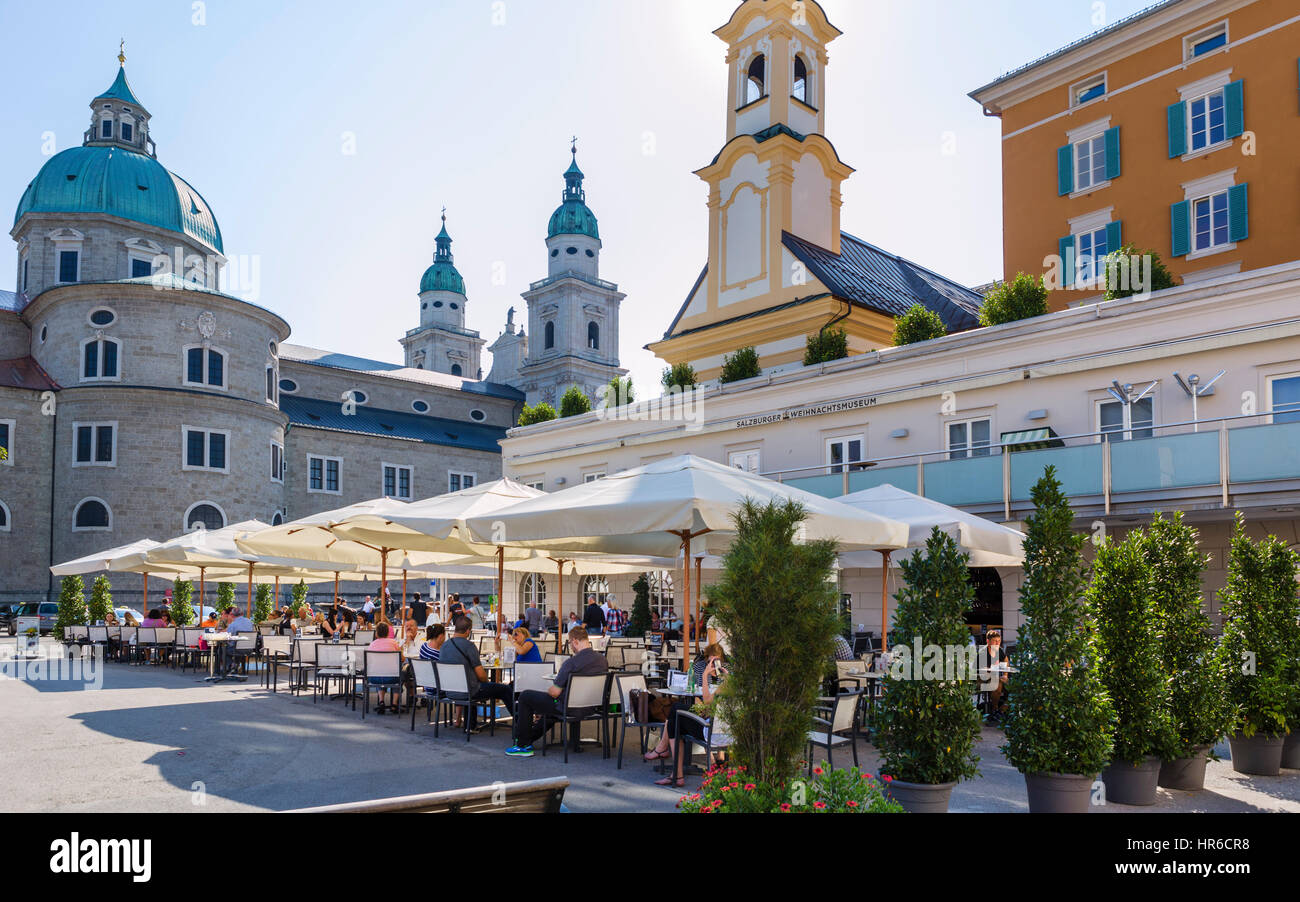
(0, 499, 10, 531)
(73, 498, 111, 531)
(646, 571, 675, 621)
(794, 54, 809, 103)
(520, 573, 547, 610)
(544, 321, 555, 351)
(271, 511, 284, 526)
(184, 502, 225, 532)
(82, 337, 120, 381)
(746, 54, 766, 105)
(587, 321, 599, 351)
(451, 364, 463, 377)
(581, 576, 611, 607)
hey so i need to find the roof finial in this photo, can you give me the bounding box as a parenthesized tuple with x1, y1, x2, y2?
(118, 39, 126, 66)
(571, 136, 578, 158)
(441, 205, 447, 225)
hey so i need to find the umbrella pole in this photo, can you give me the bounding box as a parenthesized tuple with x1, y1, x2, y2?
(879, 550, 891, 655)
(380, 551, 389, 627)
(694, 555, 702, 656)
(333, 572, 339, 606)
(246, 562, 254, 617)
(681, 534, 692, 675)
(496, 546, 505, 636)
(556, 561, 564, 654)
(402, 570, 408, 628)
(142, 572, 149, 612)
(199, 567, 205, 618)
(275, 576, 280, 611)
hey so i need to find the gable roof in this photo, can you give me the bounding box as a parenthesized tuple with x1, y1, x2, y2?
(280, 344, 524, 402)
(0, 290, 24, 314)
(0, 356, 60, 391)
(281, 395, 507, 453)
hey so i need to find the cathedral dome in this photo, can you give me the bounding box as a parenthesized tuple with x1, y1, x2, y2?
(13, 145, 224, 254)
(547, 153, 600, 241)
(420, 215, 466, 296)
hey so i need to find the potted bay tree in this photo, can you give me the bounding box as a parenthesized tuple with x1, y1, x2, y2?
(1003, 468, 1114, 812)
(1092, 530, 1176, 805)
(876, 528, 982, 813)
(1216, 515, 1297, 776)
(1146, 514, 1229, 790)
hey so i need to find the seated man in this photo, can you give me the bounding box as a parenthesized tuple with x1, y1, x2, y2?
(507, 626, 609, 759)
(438, 616, 514, 730)
(981, 630, 1010, 718)
(226, 609, 255, 634)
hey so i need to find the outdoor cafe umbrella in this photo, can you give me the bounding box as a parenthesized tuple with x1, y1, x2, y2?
(462, 455, 911, 670)
(836, 484, 1027, 653)
(234, 500, 481, 625)
(320, 479, 549, 635)
(50, 539, 182, 611)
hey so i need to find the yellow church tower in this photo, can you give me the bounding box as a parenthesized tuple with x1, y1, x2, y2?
(650, 0, 982, 381)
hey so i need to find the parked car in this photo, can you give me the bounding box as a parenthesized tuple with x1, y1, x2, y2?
(0, 602, 24, 631)
(8, 601, 58, 636)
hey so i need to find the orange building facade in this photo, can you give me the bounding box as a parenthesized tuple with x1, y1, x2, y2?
(970, 0, 1300, 310)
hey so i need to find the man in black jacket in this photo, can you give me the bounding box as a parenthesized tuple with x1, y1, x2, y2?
(582, 595, 606, 636)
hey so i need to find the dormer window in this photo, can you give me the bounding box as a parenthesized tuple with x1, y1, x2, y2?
(100, 119, 113, 139)
(1186, 23, 1228, 60)
(746, 55, 766, 105)
(793, 55, 808, 103)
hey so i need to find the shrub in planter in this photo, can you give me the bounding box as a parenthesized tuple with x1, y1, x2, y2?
(54, 575, 88, 638)
(1002, 468, 1114, 812)
(216, 582, 236, 615)
(517, 402, 557, 427)
(171, 580, 195, 627)
(87, 575, 114, 624)
(892, 303, 947, 346)
(875, 528, 981, 812)
(1215, 514, 1298, 775)
(706, 499, 840, 787)
(254, 584, 274, 626)
(719, 346, 761, 384)
(1144, 513, 1230, 789)
(677, 763, 903, 814)
(291, 580, 310, 615)
(559, 385, 592, 418)
(625, 574, 651, 639)
(803, 327, 848, 366)
(1091, 530, 1177, 805)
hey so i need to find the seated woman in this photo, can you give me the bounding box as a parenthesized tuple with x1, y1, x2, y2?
(313, 612, 337, 639)
(543, 611, 559, 633)
(649, 644, 728, 787)
(123, 611, 140, 627)
(509, 627, 543, 663)
(140, 609, 162, 628)
(419, 624, 447, 661)
(367, 622, 404, 714)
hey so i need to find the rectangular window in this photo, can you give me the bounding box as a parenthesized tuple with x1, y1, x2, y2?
(728, 449, 761, 475)
(1073, 134, 1107, 192)
(121, 122, 133, 142)
(270, 442, 283, 483)
(525, 481, 545, 492)
(1187, 24, 1228, 59)
(131, 257, 151, 278)
(209, 351, 224, 387)
(1098, 397, 1155, 442)
(826, 436, 866, 474)
(183, 428, 229, 472)
(58, 250, 79, 284)
(185, 347, 224, 388)
(187, 348, 204, 384)
(1072, 75, 1106, 106)
(74, 423, 116, 466)
(0, 419, 12, 465)
(1075, 226, 1109, 285)
(1192, 191, 1230, 252)
(947, 419, 992, 460)
(83, 339, 119, 381)
(308, 455, 342, 494)
(1189, 90, 1226, 151)
(383, 464, 413, 500)
(266, 367, 276, 403)
(1269, 375, 1300, 425)
(583, 472, 605, 483)
(449, 471, 477, 493)
(101, 119, 112, 138)
(21, 257, 28, 292)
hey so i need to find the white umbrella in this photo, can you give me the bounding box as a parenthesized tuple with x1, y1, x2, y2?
(51, 539, 201, 610)
(836, 484, 1026, 652)
(462, 455, 910, 667)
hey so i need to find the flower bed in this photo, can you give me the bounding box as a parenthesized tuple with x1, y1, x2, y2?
(677, 763, 904, 814)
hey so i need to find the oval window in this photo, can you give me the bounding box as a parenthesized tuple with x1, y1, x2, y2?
(279, 378, 298, 394)
(412, 400, 430, 414)
(350, 390, 368, 404)
(586, 249, 595, 258)
(567, 247, 578, 255)
(450, 303, 459, 310)
(551, 249, 560, 258)
(470, 409, 486, 422)
(89, 309, 116, 327)
(40, 325, 48, 343)
(268, 341, 278, 355)
(433, 301, 444, 308)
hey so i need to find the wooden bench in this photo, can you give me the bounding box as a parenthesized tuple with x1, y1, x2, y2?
(289, 777, 569, 813)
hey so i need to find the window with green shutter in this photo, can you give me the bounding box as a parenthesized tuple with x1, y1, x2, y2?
(1167, 102, 1188, 157)
(1170, 200, 1191, 257)
(1058, 235, 1076, 287)
(1228, 183, 1249, 242)
(1057, 144, 1073, 195)
(1103, 126, 1121, 180)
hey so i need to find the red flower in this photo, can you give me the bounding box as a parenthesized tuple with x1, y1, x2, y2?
(813, 801, 827, 810)
(744, 783, 757, 791)
(846, 800, 859, 808)
(862, 773, 874, 780)
(720, 785, 731, 793)
(813, 766, 824, 776)
(779, 803, 792, 812)
(882, 775, 893, 783)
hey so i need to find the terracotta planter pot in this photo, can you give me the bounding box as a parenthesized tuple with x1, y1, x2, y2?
(1228, 732, 1285, 776)
(1101, 756, 1162, 806)
(1281, 731, 1300, 770)
(1158, 745, 1213, 791)
(886, 779, 956, 814)
(1023, 772, 1097, 813)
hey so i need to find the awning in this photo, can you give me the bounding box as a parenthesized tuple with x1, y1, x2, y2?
(1001, 428, 1064, 453)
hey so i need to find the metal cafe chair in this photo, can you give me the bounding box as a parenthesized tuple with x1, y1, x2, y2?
(807, 690, 864, 773)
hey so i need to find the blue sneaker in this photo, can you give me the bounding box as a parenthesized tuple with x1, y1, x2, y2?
(505, 745, 534, 758)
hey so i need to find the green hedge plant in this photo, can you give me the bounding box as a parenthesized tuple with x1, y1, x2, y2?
(1003, 467, 1114, 776)
(171, 580, 194, 626)
(517, 402, 558, 427)
(87, 575, 114, 624)
(662, 362, 698, 391)
(707, 499, 839, 786)
(626, 573, 651, 639)
(876, 528, 982, 785)
(559, 385, 592, 418)
(804, 327, 848, 366)
(979, 272, 1048, 327)
(892, 303, 947, 346)
(1091, 529, 1177, 765)
(1215, 514, 1298, 739)
(254, 584, 274, 625)
(54, 575, 88, 638)
(720, 346, 761, 384)
(1145, 513, 1229, 756)
(216, 582, 236, 615)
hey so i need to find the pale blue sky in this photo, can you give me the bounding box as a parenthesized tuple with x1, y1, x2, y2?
(2, 0, 1153, 395)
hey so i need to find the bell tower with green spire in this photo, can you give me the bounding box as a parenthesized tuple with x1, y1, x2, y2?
(508, 143, 626, 407)
(400, 209, 486, 379)
(86, 43, 155, 156)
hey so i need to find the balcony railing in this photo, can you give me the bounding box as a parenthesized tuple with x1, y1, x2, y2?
(767, 412, 1300, 520)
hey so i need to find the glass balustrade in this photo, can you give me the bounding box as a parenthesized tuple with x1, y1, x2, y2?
(1229, 421, 1300, 483)
(1010, 444, 1103, 501)
(1110, 430, 1220, 492)
(923, 456, 1004, 506)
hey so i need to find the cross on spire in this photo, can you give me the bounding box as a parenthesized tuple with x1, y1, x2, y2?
(118, 39, 126, 66)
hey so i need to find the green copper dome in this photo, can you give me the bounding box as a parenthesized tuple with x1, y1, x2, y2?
(13, 145, 223, 253)
(419, 215, 466, 295)
(547, 151, 600, 240)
